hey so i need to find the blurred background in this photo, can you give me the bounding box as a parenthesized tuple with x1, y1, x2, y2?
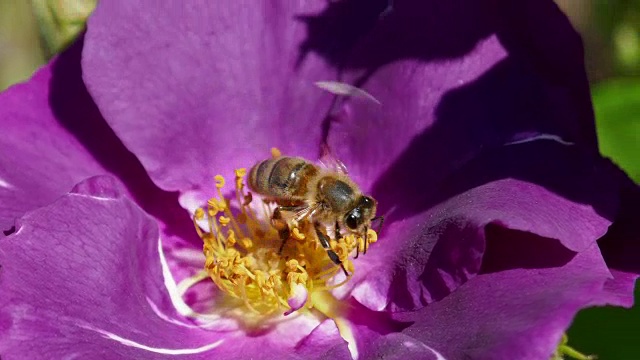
(1, 1, 638, 358)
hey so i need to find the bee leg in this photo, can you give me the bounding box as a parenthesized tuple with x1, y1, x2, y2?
(361, 217, 383, 257)
(363, 225, 369, 255)
(354, 223, 360, 259)
(315, 222, 348, 277)
(272, 207, 290, 254)
(278, 230, 289, 254)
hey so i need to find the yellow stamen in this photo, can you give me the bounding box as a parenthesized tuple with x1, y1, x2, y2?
(292, 227, 305, 240)
(366, 228, 378, 243)
(240, 238, 253, 249)
(214, 175, 225, 188)
(192, 168, 379, 320)
(235, 168, 246, 190)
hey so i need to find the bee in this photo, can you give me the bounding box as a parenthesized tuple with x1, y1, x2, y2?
(247, 151, 382, 275)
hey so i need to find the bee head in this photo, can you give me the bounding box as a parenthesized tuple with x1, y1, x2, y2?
(344, 195, 377, 231)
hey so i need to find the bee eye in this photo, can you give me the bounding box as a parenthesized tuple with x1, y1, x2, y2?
(345, 212, 359, 229)
(360, 196, 374, 208)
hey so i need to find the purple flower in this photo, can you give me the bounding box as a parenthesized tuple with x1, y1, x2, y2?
(1, 1, 639, 359)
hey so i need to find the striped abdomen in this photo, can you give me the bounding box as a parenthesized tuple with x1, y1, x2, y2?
(248, 157, 319, 201)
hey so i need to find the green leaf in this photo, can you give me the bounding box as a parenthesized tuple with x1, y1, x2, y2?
(567, 285, 640, 360)
(593, 78, 640, 183)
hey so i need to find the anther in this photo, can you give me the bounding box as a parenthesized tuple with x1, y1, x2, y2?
(292, 227, 305, 240)
(286, 259, 299, 272)
(226, 230, 237, 246)
(235, 168, 247, 178)
(344, 260, 355, 274)
(240, 238, 253, 249)
(235, 168, 247, 189)
(366, 228, 378, 243)
(214, 175, 226, 188)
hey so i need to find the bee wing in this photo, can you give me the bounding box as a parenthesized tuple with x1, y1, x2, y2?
(318, 143, 348, 175)
(293, 203, 321, 223)
(278, 203, 319, 224)
(314, 81, 381, 105)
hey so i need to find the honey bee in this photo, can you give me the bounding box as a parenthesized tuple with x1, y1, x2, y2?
(247, 151, 382, 275)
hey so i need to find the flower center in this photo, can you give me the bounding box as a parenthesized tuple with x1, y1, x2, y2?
(192, 156, 378, 318)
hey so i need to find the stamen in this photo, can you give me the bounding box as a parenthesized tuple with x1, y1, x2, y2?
(191, 165, 379, 320)
(292, 227, 305, 240)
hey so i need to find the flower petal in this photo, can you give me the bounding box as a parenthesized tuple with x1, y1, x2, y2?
(82, 0, 596, 200)
(334, 299, 444, 360)
(0, 41, 105, 232)
(82, 1, 337, 195)
(285, 283, 309, 316)
(310, 0, 597, 192)
(0, 39, 203, 285)
(339, 140, 622, 312)
(0, 176, 221, 359)
(390, 243, 613, 360)
(294, 319, 352, 359)
(340, 228, 621, 360)
(0, 176, 349, 359)
(346, 325, 446, 360)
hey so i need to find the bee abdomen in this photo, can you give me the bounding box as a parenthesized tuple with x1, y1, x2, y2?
(248, 157, 318, 200)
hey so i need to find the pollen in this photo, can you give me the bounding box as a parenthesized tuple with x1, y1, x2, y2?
(192, 169, 378, 318)
(292, 227, 305, 240)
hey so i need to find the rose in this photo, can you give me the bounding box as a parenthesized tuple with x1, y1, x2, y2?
(1, 1, 638, 359)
